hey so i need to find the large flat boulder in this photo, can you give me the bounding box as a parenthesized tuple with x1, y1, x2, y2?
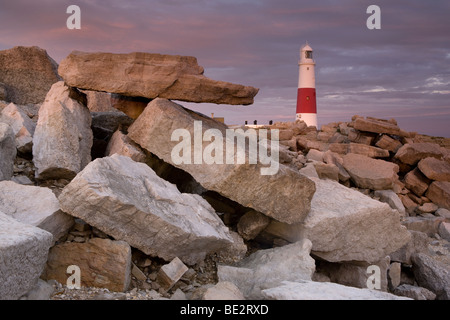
(0, 46, 61, 105)
(128, 98, 316, 224)
(261, 280, 410, 300)
(418, 157, 450, 182)
(42, 238, 132, 292)
(32, 81, 93, 180)
(329, 143, 389, 158)
(58, 154, 235, 265)
(0, 211, 53, 300)
(394, 143, 446, 166)
(342, 153, 399, 190)
(217, 239, 315, 299)
(262, 178, 411, 263)
(0, 181, 74, 242)
(426, 181, 450, 210)
(353, 117, 408, 137)
(0, 123, 16, 181)
(58, 51, 259, 105)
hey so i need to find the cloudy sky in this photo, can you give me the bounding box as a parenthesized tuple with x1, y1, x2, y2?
(1, 0, 449, 137)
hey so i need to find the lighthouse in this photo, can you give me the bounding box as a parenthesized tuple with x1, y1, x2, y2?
(296, 43, 317, 128)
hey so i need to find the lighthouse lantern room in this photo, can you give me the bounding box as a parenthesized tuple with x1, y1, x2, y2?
(296, 43, 318, 128)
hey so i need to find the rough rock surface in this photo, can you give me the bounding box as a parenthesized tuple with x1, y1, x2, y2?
(0, 103, 36, 153)
(105, 130, 146, 162)
(0, 181, 73, 241)
(42, 238, 132, 292)
(412, 253, 450, 300)
(262, 178, 411, 263)
(58, 51, 259, 105)
(426, 181, 450, 210)
(261, 280, 411, 300)
(418, 157, 450, 181)
(128, 98, 316, 224)
(0, 211, 53, 300)
(32, 81, 92, 180)
(353, 117, 408, 137)
(217, 239, 315, 299)
(395, 143, 446, 166)
(58, 154, 235, 265)
(373, 189, 406, 216)
(342, 153, 399, 190)
(0, 46, 61, 105)
(202, 281, 245, 300)
(0, 123, 16, 181)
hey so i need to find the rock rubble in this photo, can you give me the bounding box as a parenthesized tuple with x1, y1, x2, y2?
(0, 46, 449, 301)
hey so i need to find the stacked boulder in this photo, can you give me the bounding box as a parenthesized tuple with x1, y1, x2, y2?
(0, 46, 449, 300)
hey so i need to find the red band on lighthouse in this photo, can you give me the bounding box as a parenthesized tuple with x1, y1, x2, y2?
(296, 88, 316, 114)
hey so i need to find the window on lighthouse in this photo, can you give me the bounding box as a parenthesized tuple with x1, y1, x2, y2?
(305, 51, 313, 59)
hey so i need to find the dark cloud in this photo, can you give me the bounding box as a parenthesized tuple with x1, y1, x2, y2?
(0, 0, 449, 136)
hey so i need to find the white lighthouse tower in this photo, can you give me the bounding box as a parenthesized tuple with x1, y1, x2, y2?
(296, 43, 317, 128)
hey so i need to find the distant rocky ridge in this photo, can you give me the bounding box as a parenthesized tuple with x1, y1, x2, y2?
(0, 46, 449, 301)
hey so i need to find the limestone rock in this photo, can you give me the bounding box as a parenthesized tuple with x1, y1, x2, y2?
(58, 154, 235, 265)
(237, 210, 270, 240)
(110, 94, 151, 119)
(0, 181, 73, 241)
(389, 230, 429, 265)
(401, 216, 445, 237)
(435, 208, 450, 219)
(329, 143, 390, 158)
(426, 181, 450, 210)
(388, 262, 402, 290)
(157, 257, 188, 291)
(0, 46, 61, 105)
(321, 257, 390, 292)
(353, 117, 408, 137)
(375, 135, 403, 153)
(0, 211, 53, 300)
(217, 239, 315, 299)
(0, 103, 36, 153)
(418, 157, 450, 181)
(374, 189, 406, 216)
(21, 279, 55, 300)
(412, 253, 450, 300)
(82, 90, 116, 112)
(202, 281, 245, 300)
(0, 123, 16, 181)
(306, 149, 324, 162)
(215, 231, 247, 264)
(313, 162, 339, 181)
(395, 143, 445, 166)
(262, 178, 411, 263)
(404, 167, 431, 196)
(323, 150, 350, 182)
(261, 280, 411, 300)
(32, 81, 93, 180)
(342, 153, 399, 190)
(42, 238, 132, 292)
(127, 98, 315, 224)
(393, 284, 436, 300)
(58, 51, 259, 105)
(438, 222, 450, 241)
(105, 130, 146, 162)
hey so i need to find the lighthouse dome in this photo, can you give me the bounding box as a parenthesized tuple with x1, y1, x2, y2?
(300, 42, 314, 63)
(301, 43, 313, 51)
